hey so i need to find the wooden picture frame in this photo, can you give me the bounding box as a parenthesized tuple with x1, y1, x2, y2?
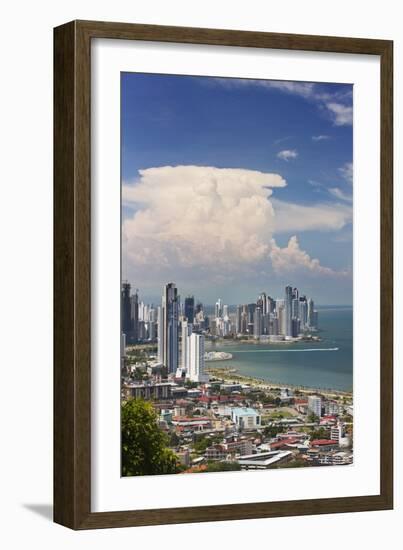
(54, 20, 393, 530)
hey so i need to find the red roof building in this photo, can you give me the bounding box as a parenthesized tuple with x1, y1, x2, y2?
(310, 439, 338, 447)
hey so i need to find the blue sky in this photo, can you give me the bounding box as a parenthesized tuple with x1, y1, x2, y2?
(121, 73, 353, 305)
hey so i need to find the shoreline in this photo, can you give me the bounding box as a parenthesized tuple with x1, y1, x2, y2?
(205, 366, 353, 399)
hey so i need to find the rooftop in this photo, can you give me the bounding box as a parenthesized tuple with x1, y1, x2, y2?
(238, 451, 292, 466)
(311, 439, 338, 446)
(232, 407, 260, 416)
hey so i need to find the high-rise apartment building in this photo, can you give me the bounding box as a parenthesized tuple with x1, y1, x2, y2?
(254, 307, 262, 338)
(184, 295, 195, 323)
(236, 305, 242, 334)
(215, 299, 222, 319)
(181, 320, 193, 370)
(284, 285, 293, 338)
(308, 395, 322, 417)
(158, 283, 179, 374)
(121, 282, 132, 336)
(188, 332, 208, 383)
(130, 290, 139, 343)
(308, 298, 316, 328)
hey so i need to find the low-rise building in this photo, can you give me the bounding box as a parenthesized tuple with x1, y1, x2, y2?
(122, 381, 174, 400)
(310, 439, 339, 451)
(231, 407, 261, 430)
(171, 416, 212, 431)
(238, 450, 292, 470)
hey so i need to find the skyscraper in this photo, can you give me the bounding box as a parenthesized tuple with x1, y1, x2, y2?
(241, 305, 248, 334)
(247, 303, 256, 334)
(308, 298, 315, 328)
(254, 307, 262, 338)
(222, 305, 231, 336)
(257, 292, 267, 315)
(236, 305, 242, 334)
(157, 306, 163, 362)
(284, 285, 293, 338)
(121, 282, 132, 336)
(276, 300, 285, 336)
(215, 299, 222, 319)
(130, 289, 139, 343)
(299, 296, 308, 329)
(184, 295, 195, 323)
(181, 320, 193, 370)
(292, 297, 300, 320)
(158, 283, 179, 374)
(267, 296, 275, 314)
(188, 332, 208, 383)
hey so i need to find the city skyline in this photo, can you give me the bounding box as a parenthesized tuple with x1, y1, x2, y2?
(121, 280, 344, 309)
(120, 73, 354, 479)
(122, 280, 320, 346)
(122, 73, 353, 305)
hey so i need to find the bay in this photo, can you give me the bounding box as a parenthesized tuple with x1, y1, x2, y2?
(205, 306, 353, 392)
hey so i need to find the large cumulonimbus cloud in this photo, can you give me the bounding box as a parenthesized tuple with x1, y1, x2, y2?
(122, 165, 351, 283)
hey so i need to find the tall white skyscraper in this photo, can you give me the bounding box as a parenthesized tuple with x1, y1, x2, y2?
(187, 333, 208, 383)
(215, 299, 222, 319)
(299, 299, 308, 329)
(181, 320, 193, 370)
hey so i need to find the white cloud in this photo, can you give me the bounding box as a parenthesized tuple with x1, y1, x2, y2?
(270, 236, 349, 277)
(325, 103, 353, 126)
(211, 78, 315, 99)
(312, 135, 330, 141)
(123, 166, 285, 270)
(123, 166, 350, 284)
(328, 187, 353, 202)
(339, 162, 353, 184)
(308, 179, 323, 188)
(211, 78, 352, 127)
(271, 199, 352, 232)
(277, 149, 298, 161)
(259, 80, 315, 98)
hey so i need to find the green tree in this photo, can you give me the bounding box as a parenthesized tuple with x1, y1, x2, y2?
(307, 412, 320, 424)
(264, 425, 284, 439)
(168, 431, 180, 448)
(309, 427, 329, 440)
(272, 459, 309, 469)
(203, 461, 242, 472)
(122, 399, 178, 476)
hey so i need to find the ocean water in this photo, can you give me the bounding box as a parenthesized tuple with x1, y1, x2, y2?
(206, 307, 353, 392)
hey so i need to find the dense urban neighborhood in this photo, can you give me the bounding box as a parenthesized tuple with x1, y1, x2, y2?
(121, 282, 353, 476)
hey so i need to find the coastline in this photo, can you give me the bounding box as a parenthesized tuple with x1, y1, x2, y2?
(205, 366, 353, 399)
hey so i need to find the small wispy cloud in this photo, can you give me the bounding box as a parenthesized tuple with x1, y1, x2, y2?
(328, 187, 353, 202)
(209, 77, 352, 127)
(277, 149, 298, 162)
(312, 135, 330, 141)
(308, 179, 324, 190)
(325, 103, 353, 126)
(274, 136, 293, 145)
(260, 80, 315, 98)
(339, 162, 353, 184)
